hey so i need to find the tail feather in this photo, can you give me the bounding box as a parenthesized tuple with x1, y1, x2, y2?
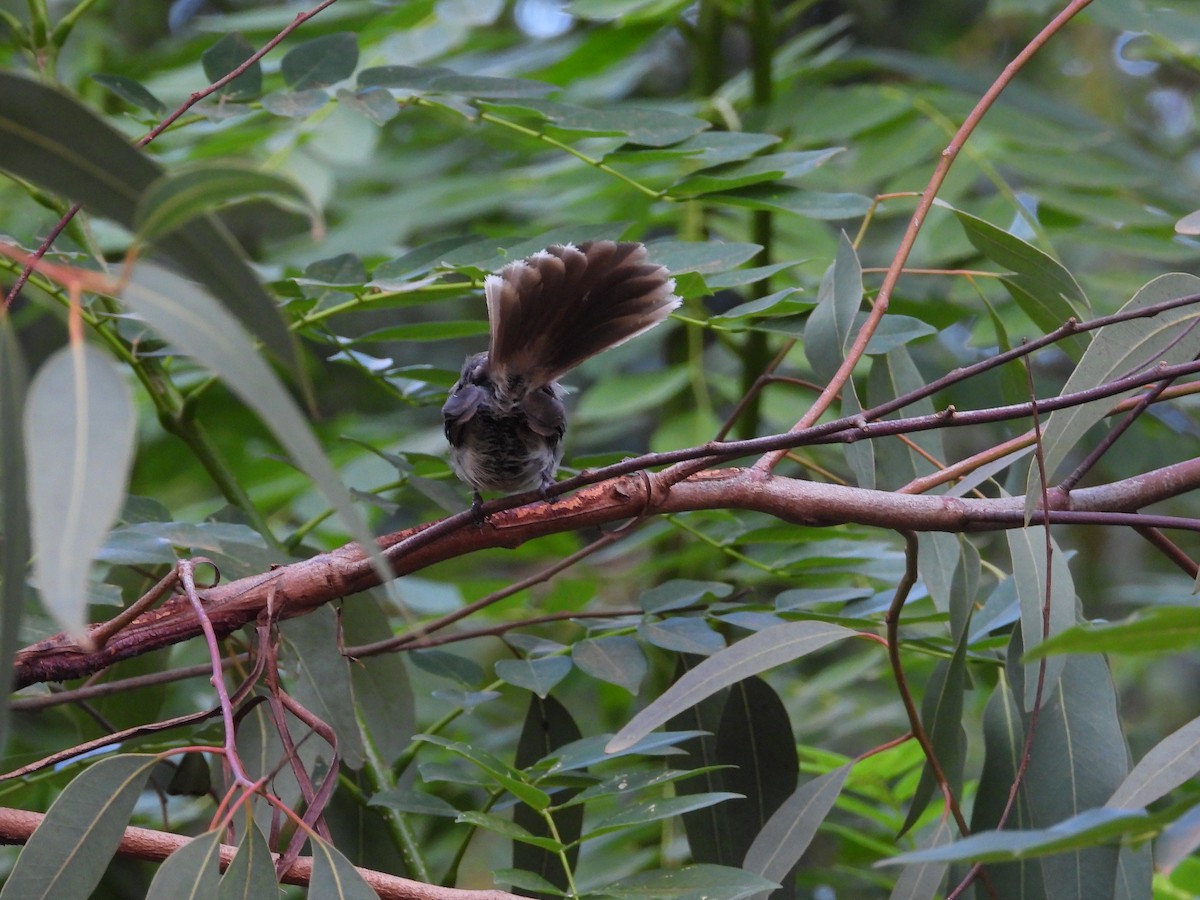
(485, 241, 679, 387)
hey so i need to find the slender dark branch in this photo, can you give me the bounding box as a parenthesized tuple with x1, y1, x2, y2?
(1133, 526, 1199, 578)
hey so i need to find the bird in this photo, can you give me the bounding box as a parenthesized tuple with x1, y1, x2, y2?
(442, 240, 681, 511)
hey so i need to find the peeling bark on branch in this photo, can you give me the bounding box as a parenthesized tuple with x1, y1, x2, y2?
(14, 458, 1200, 689)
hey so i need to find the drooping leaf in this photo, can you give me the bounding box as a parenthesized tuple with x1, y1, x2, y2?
(743, 764, 851, 897)
(804, 231, 862, 382)
(479, 98, 709, 146)
(281, 33, 359, 90)
(341, 596, 415, 767)
(1006, 527, 1075, 709)
(0, 72, 298, 373)
(1108, 714, 1200, 810)
(90, 73, 166, 114)
(307, 834, 379, 900)
(887, 816, 953, 900)
(1026, 606, 1200, 657)
(607, 622, 857, 753)
(134, 163, 319, 242)
(24, 343, 134, 637)
(121, 264, 398, 590)
(1024, 273, 1200, 517)
(146, 829, 222, 900)
(600, 863, 778, 899)
(219, 822, 276, 900)
(572, 635, 647, 693)
(512, 696, 583, 899)
(201, 33, 262, 100)
(358, 65, 557, 98)
(495, 656, 573, 698)
(671, 149, 844, 195)
(639, 579, 734, 613)
(0, 754, 158, 900)
(0, 317, 29, 754)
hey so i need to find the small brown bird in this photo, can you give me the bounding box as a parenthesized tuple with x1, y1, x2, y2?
(442, 241, 680, 508)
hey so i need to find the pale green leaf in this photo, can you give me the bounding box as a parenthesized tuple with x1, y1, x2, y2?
(146, 830, 221, 900)
(1006, 529, 1075, 709)
(201, 33, 262, 100)
(307, 835, 378, 900)
(495, 656, 573, 698)
(281, 33, 358, 90)
(1109, 714, 1200, 809)
(572, 636, 647, 693)
(218, 823, 276, 900)
(24, 343, 134, 637)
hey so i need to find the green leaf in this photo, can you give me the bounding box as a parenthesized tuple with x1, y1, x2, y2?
(606, 131, 781, 167)
(24, 343, 134, 637)
(0, 318, 29, 754)
(146, 830, 222, 900)
(1027, 606, 1200, 658)
(134, 163, 319, 242)
(805, 231, 863, 382)
(638, 618, 725, 655)
(1109, 714, 1200, 809)
(119, 265, 393, 609)
(640, 579, 734, 613)
(1024, 273, 1200, 516)
(513, 696, 583, 898)
(887, 816, 953, 900)
(279, 606, 365, 769)
(358, 65, 556, 98)
(1006, 528, 1075, 709)
(607, 622, 857, 753)
(410, 649, 484, 686)
(369, 788, 460, 817)
(480, 98, 709, 146)
(90, 73, 166, 114)
(201, 33, 262, 100)
(900, 640, 967, 836)
(705, 186, 873, 219)
(953, 208, 1089, 338)
(356, 320, 489, 342)
(572, 636, 647, 693)
(341, 596, 415, 767)
(219, 823, 276, 900)
(0, 72, 298, 373)
(281, 32, 359, 90)
(600, 863, 777, 899)
(643, 240, 761, 275)
(261, 89, 329, 118)
(576, 366, 690, 420)
(672, 149, 843, 195)
(456, 811, 563, 850)
(592, 792, 742, 834)
(0, 754, 158, 900)
(495, 657, 573, 698)
(307, 834, 378, 899)
(416, 734, 552, 809)
(743, 764, 851, 890)
(879, 808, 1148, 866)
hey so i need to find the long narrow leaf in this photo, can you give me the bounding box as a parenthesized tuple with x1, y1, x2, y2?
(0, 317, 29, 752)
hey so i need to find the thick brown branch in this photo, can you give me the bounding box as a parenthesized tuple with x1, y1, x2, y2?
(13, 458, 1200, 689)
(0, 806, 518, 899)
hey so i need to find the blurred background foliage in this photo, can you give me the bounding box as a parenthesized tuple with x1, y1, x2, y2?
(4, 0, 1200, 897)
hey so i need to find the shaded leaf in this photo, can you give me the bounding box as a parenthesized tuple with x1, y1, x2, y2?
(281, 33, 359, 90)
(601, 863, 777, 899)
(573, 635, 647, 693)
(147, 829, 221, 900)
(1027, 606, 1200, 657)
(592, 792, 742, 833)
(1109, 714, 1200, 809)
(672, 149, 843, 195)
(0, 72, 298, 372)
(307, 835, 378, 899)
(607, 622, 857, 753)
(219, 823, 276, 900)
(1006, 528, 1075, 709)
(481, 98, 709, 146)
(495, 656, 573, 698)
(887, 816, 952, 900)
(358, 65, 556, 98)
(638, 617, 725, 655)
(0, 318, 29, 754)
(640, 579, 734, 613)
(91, 73, 166, 114)
(135, 163, 319, 242)
(805, 231, 863, 382)
(25, 343, 134, 636)
(0, 754, 158, 900)
(201, 33, 261, 100)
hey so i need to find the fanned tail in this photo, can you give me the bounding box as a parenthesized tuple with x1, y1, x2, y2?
(484, 241, 680, 387)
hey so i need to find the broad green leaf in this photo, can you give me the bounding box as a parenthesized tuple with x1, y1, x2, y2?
(0, 754, 158, 900)
(119, 264, 394, 608)
(1109, 714, 1200, 809)
(261, 89, 329, 118)
(601, 863, 777, 899)
(866, 347, 944, 491)
(201, 33, 262, 100)
(416, 734, 551, 809)
(672, 149, 843, 195)
(709, 289, 809, 326)
(860, 313, 937, 354)
(706, 186, 873, 219)
(1026, 606, 1200, 657)
(456, 811, 563, 850)
(0, 72, 298, 373)
(513, 696, 583, 897)
(640, 579, 734, 613)
(135, 163, 319, 242)
(358, 65, 556, 98)
(1006, 528, 1075, 709)
(25, 343, 134, 637)
(805, 231, 862, 382)
(90, 73, 166, 114)
(592, 792, 743, 834)
(355, 320, 489, 342)
(219, 823, 276, 900)
(887, 816, 953, 900)
(546, 731, 708, 774)
(0, 318, 29, 754)
(1024, 273, 1200, 518)
(638, 617, 725, 655)
(879, 808, 1147, 866)
(1154, 802, 1200, 873)
(900, 641, 967, 836)
(410, 648, 484, 686)
(495, 656, 573, 697)
(577, 366, 689, 420)
(643, 240, 761, 274)
(342, 596, 415, 767)
(281, 32, 359, 90)
(607, 622, 857, 753)
(307, 835, 378, 900)
(279, 606, 365, 769)
(480, 98, 709, 146)
(743, 764, 851, 894)
(369, 788, 459, 817)
(717, 677, 799, 875)
(572, 636, 647, 693)
(146, 829, 221, 900)
(493, 868, 567, 896)
(605, 131, 780, 167)
(953, 208, 1089, 337)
